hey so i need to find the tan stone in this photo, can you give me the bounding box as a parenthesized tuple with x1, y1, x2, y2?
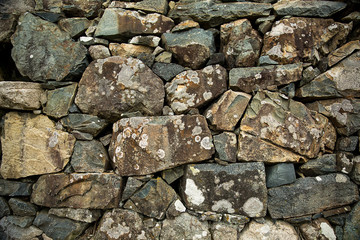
(328, 40, 360, 67)
(109, 43, 153, 58)
(171, 20, 200, 33)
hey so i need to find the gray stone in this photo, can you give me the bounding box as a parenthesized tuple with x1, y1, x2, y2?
(121, 177, 144, 201)
(109, 43, 153, 59)
(33, 11, 64, 23)
(89, 45, 111, 60)
(0, 179, 33, 196)
(99, 134, 112, 146)
(213, 132, 237, 162)
(0, 197, 10, 218)
(350, 156, 360, 185)
(328, 40, 360, 67)
(0, 216, 43, 240)
(300, 218, 337, 240)
(8, 198, 37, 216)
(211, 222, 238, 240)
(266, 163, 296, 188)
(58, 17, 91, 38)
(71, 131, 93, 140)
(11, 13, 88, 82)
(71, 140, 110, 173)
(161, 166, 184, 184)
(299, 154, 337, 176)
(300, 66, 321, 87)
(162, 28, 215, 69)
(48, 208, 101, 223)
(274, 0, 347, 17)
(181, 163, 267, 217)
(79, 36, 109, 46)
(129, 35, 161, 48)
(268, 173, 359, 219)
(152, 62, 185, 82)
(166, 198, 187, 218)
(256, 15, 275, 34)
(33, 210, 89, 240)
(109, 0, 168, 15)
(336, 136, 358, 151)
(43, 83, 77, 118)
(206, 52, 226, 66)
(5, 215, 34, 228)
(61, 0, 103, 18)
(0, 13, 17, 42)
(343, 202, 360, 240)
(60, 114, 108, 137)
(154, 51, 172, 63)
(0, 0, 35, 14)
(336, 152, 354, 174)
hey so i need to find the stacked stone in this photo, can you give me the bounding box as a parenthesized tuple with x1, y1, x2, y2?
(0, 0, 360, 239)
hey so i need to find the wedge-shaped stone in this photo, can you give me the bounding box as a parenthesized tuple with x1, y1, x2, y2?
(299, 154, 337, 176)
(165, 65, 227, 113)
(328, 40, 360, 67)
(109, 0, 168, 15)
(49, 208, 101, 223)
(75, 56, 165, 121)
(43, 83, 77, 118)
(60, 114, 108, 137)
(268, 173, 359, 219)
(0, 112, 75, 179)
(31, 173, 122, 209)
(0, 179, 32, 196)
(109, 115, 214, 176)
(229, 63, 303, 93)
(240, 91, 336, 158)
(180, 163, 267, 217)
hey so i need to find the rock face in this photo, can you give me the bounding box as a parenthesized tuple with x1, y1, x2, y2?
(11, 13, 88, 82)
(43, 83, 77, 118)
(109, 0, 168, 15)
(300, 154, 337, 176)
(0, 179, 32, 196)
(328, 40, 360, 67)
(266, 163, 296, 188)
(165, 65, 227, 113)
(180, 163, 267, 217)
(61, 0, 103, 18)
(213, 132, 237, 162)
(60, 114, 108, 136)
(268, 173, 359, 219)
(109, 115, 214, 176)
(31, 173, 122, 209)
(300, 218, 337, 240)
(0, 112, 76, 179)
(75, 56, 165, 121)
(343, 202, 360, 240)
(48, 208, 101, 223)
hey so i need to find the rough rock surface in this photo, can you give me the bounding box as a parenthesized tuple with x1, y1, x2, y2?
(213, 132, 237, 162)
(0, 179, 32, 196)
(152, 62, 185, 82)
(43, 83, 77, 118)
(109, 115, 214, 176)
(8, 198, 37, 216)
(109, 0, 168, 15)
(75, 56, 165, 121)
(343, 201, 360, 240)
(62, 0, 103, 18)
(109, 43, 153, 58)
(60, 114, 108, 136)
(266, 163, 296, 188)
(300, 154, 337, 176)
(0, 112, 76, 179)
(58, 17, 91, 38)
(328, 40, 360, 67)
(300, 218, 337, 240)
(0, 216, 43, 240)
(48, 208, 101, 223)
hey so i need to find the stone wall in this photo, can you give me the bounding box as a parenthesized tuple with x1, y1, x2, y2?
(0, 0, 360, 239)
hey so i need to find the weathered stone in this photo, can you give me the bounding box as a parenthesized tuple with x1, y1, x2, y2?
(49, 208, 101, 223)
(129, 35, 161, 47)
(161, 166, 184, 184)
(239, 219, 299, 240)
(336, 136, 358, 151)
(328, 40, 360, 67)
(89, 45, 111, 60)
(300, 218, 337, 240)
(166, 198, 186, 218)
(0, 14, 17, 42)
(0, 0, 35, 14)
(33, 11, 64, 22)
(8, 198, 37, 216)
(109, 0, 168, 15)
(297, 52, 360, 99)
(223, 214, 250, 225)
(154, 51, 172, 63)
(229, 63, 303, 93)
(124, 177, 178, 219)
(75, 56, 165, 121)
(350, 156, 360, 185)
(94, 209, 152, 240)
(162, 28, 215, 69)
(220, 19, 262, 68)
(266, 163, 296, 188)
(205, 90, 251, 131)
(268, 173, 359, 219)
(211, 222, 238, 240)
(274, 0, 346, 17)
(0, 216, 43, 240)
(337, 152, 354, 174)
(322, 206, 351, 218)
(165, 65, 227, 113)
(109, 115, 214, 176)
(43, 83, 77, 118)
(255, 15, 275, 35)
(109, 43, 153, 58)
(79, 36, 109, 46)
(0, 81, 45, 110)
(171, 20, 200, 33)
(71, 131, 93, 140)
(71, 140, 110, 173)
(181, 163, 267, 217)
(6, 215, 34, 228)
(94, 8, 174, 41)
(1, 112, 76, 179)
(99, 134, 112, 146)
(213, 132, 237, 162)
(61, 0, 103, 17)
(0, 179, 32, 196)
(34, 209, 88, 240)
(261, 17, 351, 64)
(121, 177, 144, 201)
(300, 154, 337, 176)
(300, 66, 321, 86)
(152, 62, 185, 82)
(60, 114, 108, 136)
(168, 1, 272, 27)
(206, 52, 226, 66)
(160, 212, 211, 240)
(31, 173, 122, 209)
(0, 197, 10, 218)
(343, 202, 360, 240)
(58, 17, 91, 38)
(342, 11, 360, 23)
(11, 13, 88, 82)
(240, 91, 336, 158)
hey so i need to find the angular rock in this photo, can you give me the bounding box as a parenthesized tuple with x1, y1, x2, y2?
(94, 209, 152, 240)
(328, 40, 360, 67)
(343, 202, 360, 240)
(220, 19, 262, 68)
(109, 0, 168, 15)
(0, 197, 10, 218)
(238, 219, 299, 240)
(109, 43, 153, 58)
(61, 0, 103, 18)
(129, 35, 161, 48)
(240, 91, 336, 158)
(71, 131, 93, 140)
(0, 216, 43, 240)
(124, 177, 178, 219)
(43, 83, 77, 118)
(300, 66, 321, 86)
(160, 213, 210, 240)
(0, 81, 45, 110)
(165, 65, 227, 113)
(297, 52, 360, 99)
(171, 20, 200, 33)
(336, 136, 358, 152)
(94, 8, 174, 41)
(0, 0, 35, 14)
(121, 177, 144, 201)
(162, 28, 215, 69)
(211, 222, 238, 240)
(213, 132, 237, 162)
(166, 198, 186, 218)
(109, 115, 214, 176)
(48, 208, 101, 223)
(89, 45, 111, 60)
(168, 1, 272, 27)
(74, 56, 165, 121)
(79, 36, 109, 46)
(0, 112, 76, 179)
(255, 15, 276, 35)
(223, 214, 250, 225)
(261, 17, 351, 64)
(336, 152, 354, 174)
(161, 166, 184, 185)
(181, 163, 267, 217)
(31, 173, 122, 209)
(11, 13, 88, 82)
(8, 198, 37, 216)
(0, 179, 33, 196)
(268, 173, 359, 219)
(274, 0, 346, 17)
(299, 154, 337, 176)
(300, 218, 337, 240)
(205, 90, 251, 131)
(350, 156, 360, 185)
(0, 14, 17, 42)
(229, 63, 303, 93)
(152, 62, 185, 82)
(60, 114, 108, 136)
(266, 163, 296, 188)
(33, 210, 88, 240)
(154, 51, 171, 63)
(237, 131, 306, 163)
(5, 215, 34, 228)
(58, 17, 91, 38)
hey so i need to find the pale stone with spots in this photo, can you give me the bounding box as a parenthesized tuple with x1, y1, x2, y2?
(300, 218, 336, 240)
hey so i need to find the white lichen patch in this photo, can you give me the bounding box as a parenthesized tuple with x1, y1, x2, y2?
(157, 149, 165, 159)
(189, 165, 200, 175)
(211, 199, 235, 214)
(203, 91, 213, 101)
(269, 22, 294, 37)
(335, 174, 348, 183)
(320, 222, 336, 240)
(192, 126, 203, 136)
(184, 179, 205, 206)
(200, 137, 213, 150)
(100, 218, 130, 239)
(48, 131, 59, 148)
(174, 199, 186, 212)
(242, 197, 264, 217)
(139, 134, 148, 149)
(202, 65, 214, 75)
(195, 136, 201, 143)
(219, 180, 234, 191)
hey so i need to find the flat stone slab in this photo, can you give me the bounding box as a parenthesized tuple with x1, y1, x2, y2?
(31, 173, 122, 209)
(109, 115, 214, 176)
(268, 173, 359, 219)
(180, 163, 267, 217)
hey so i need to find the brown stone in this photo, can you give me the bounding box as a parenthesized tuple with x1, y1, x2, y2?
(109, 115, 214, 176)
(31, 173, 122, 209)
(61, 0, 103, 18)
(171, 20, 200, 33)
(109, 43, 153, 58)
(110, 0, 168, 15)
(89, 45, 111, 60)
(328, 40, 360, 67)
(0, 112, 75, 179)
(0, 14, 17, 42)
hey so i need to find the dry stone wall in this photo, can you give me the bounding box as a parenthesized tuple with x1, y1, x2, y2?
(0, 0, 360, 239)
